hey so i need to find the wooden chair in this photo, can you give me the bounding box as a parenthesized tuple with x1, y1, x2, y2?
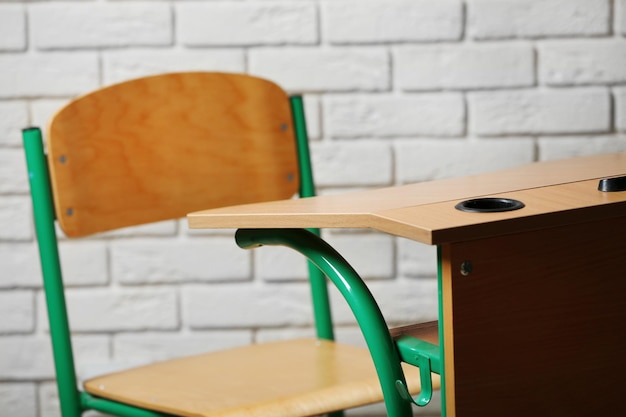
(22, 72, 439, 417)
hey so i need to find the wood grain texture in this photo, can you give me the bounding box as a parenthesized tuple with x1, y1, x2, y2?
(48, 72, 299, 237)
(378, 179, 626, 244)
(444, 215, 626, 416)
(84, 338, 439, 417)
(189, 153, 626, 245)
(389, 321, 439, 345)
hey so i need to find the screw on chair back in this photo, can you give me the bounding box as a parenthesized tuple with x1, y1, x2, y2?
(23, 72, 435, 417)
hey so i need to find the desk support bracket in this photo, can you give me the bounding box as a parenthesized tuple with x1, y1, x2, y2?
(235, 228, 416, 417)
(394, 336, 441, 407)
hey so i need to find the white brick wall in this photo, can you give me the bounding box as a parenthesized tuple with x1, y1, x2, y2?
(103, 49, 245, 85)
(0, 244, 41, 288)
(539, 40, 626, 85)
(30, 3, 173, 50)
(0, 196, 32, 241)
(469, 88, 611, 135)
(325, 1, 462, 43)
(0, 290, 34, 333)
(2, 1, 625, 416)
(0, 53, 99, 98)
(615, 87, 626, 130)
(177, 2, 318, 46)
(467, 0, 611, 39)
(0, 101, 28, 146)
(325, 94, 465, 137)
(0, 5, 26, 52)
(395, 43, 535, 90)
(395, 139, 535, 183)
(0, 383, 36, 417)
(48, 288, 180, 332)
(312, 142, 393, 186)
(250, 47, 390, 92)
(110, 238, 251, 283)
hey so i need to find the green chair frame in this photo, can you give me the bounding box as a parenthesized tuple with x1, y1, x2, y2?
(23, 73, 434, 417)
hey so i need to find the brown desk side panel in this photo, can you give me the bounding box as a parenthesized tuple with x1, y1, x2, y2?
(445, 215, 626, 416)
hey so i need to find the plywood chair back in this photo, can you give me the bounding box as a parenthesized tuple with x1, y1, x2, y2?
(46, 72, 300, 237)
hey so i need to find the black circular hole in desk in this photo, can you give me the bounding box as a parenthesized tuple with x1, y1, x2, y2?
(455, 198, 525, 213)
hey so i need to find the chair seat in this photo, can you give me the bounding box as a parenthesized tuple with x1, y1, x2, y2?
(84, 338, 438, 417)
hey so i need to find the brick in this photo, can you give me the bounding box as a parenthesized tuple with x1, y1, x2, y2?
(326, 233, 395, 280)
(30, 3, 172, 49)
(397, 238, 438, 278)
(38, 382, 59, 417)
(0, 196, 32, 241)
(620, 0, 626, 36)
(40, 288, 179, 332)
(0, 53, 98, 98)
(113, 331, 252, 363)
(325, 94, 464, 138)
(615, 87, 626, 131)
(539, 40, 626, 86)
(111, 238, 250, 284)
(0, 335, 108, 380)
(72, 335, 112, 378)
(0, 101, 28, 146)
(0, 383, 36, 417)
(256, 245, 310, 282)
(467, 0, 610, 39)
(177, 2, 317, 46)
(0, 336, 56, 379)
(395, 43, 534, 90)
(185, 283, 313, 328)
(58, 241, 108, 286)
(0, 244, 41, 288)
(0, 148, 29, 193)
(0, 290, 34, 333)
(469, 88, 610, 135)
(395, 139, 535, 183)
(310, 142, 393, 187)
(303, 95, 322, 140)
(250, 48, 389, 92)
(329, 279, 439, 325)
(538, 135, 626, 161)
(256, 231, 393, 285)
(72, 335, 116, 384)
(102, 50, 245, 86)
(324, 0, 462, 43)
(30, 99, 70, 130)
(0, 5, 25, 51)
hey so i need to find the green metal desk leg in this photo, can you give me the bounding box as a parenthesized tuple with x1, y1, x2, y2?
(437, 245, 447, 417)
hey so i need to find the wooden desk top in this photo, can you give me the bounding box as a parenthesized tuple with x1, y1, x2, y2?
(188, 153, 626, 244)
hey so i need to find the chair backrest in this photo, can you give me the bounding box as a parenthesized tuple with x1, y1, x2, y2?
(23, 72, 328, 417)
(45, 72, 302, 237)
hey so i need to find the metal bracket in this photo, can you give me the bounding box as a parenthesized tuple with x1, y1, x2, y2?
(394, 336, 441, 407)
